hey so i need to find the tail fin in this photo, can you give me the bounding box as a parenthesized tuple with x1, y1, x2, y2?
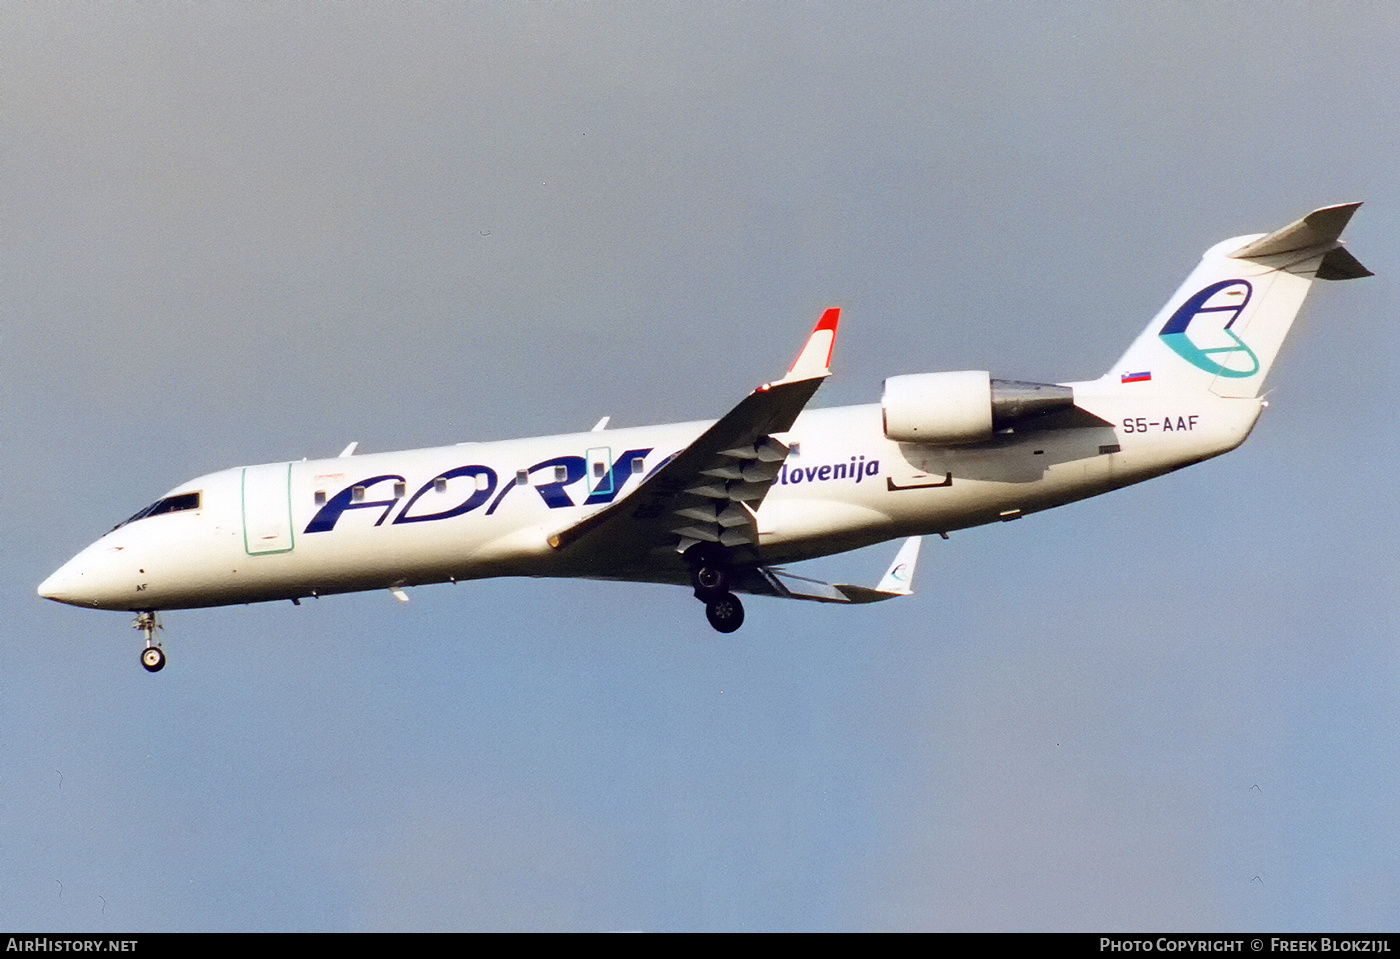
(1106, 203, 1370, 398)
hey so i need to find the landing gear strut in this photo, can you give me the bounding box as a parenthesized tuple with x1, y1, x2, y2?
(134, 611, 165, 672)
(687, 546, 745, 634)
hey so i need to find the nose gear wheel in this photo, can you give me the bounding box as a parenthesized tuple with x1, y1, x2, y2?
(134, 611, 165, 672)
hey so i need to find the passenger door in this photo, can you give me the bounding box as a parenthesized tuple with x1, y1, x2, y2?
(242, 463, 295, 555)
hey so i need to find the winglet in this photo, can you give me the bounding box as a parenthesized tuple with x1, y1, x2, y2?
(835, 536, 922, 602)
(874, 536, 921, 595)
(780, 308, 841, 382)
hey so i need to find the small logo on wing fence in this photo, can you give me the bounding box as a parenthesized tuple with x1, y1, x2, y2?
(1159, 279, 1260, 378)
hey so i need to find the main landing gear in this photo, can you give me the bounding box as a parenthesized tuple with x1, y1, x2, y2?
(134, 611, 165, 672)
(688, 548, 745, 634)
(703, 592, 745, 633)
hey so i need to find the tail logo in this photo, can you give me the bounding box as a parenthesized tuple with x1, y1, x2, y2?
(1158, 279, 1260, 378)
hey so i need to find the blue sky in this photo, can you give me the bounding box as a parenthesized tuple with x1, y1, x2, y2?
(4, 3, 1397, 931)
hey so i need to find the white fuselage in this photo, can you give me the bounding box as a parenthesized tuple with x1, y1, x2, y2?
(38, 379, 1263, 612)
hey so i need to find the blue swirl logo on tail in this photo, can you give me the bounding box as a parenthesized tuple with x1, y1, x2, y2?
(1159, 279, 1260, 378)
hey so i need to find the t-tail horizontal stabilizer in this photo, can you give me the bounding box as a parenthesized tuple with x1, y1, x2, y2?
(1229, 202, 1372, 279)
(754, 536, 923, 604)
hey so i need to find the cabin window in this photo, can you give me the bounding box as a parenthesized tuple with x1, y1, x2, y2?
(632, 458, 644, 474)
(516, 470, 529, 486)
(554, 465, 567, 483)
(314, 490, 328, 505)
(434, 477, 448, 493)
(352, 486, 366, 502)
(393, 481, 407, 498)
(593, 461, 606, 478)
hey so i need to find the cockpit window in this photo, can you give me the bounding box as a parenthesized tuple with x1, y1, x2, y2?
(115, 491, 202, 530)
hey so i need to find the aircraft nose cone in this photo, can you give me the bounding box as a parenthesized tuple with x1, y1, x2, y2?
(38, 549, 122, 609)
(38, 558, 90, 606)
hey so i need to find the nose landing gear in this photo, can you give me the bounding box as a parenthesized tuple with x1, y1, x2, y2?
(134, 611, 165, 672)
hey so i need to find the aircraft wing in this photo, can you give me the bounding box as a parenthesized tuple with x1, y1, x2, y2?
(547, 309, 840, 565)
(733, 536, 923, 604)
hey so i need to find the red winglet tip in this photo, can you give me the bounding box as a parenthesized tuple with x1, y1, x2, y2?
(784, 307, 842, 379)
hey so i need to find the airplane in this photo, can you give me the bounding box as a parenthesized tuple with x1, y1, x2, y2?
(38, 203, 1371, 672)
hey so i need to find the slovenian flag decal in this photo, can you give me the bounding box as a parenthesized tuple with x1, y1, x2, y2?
(1121, 371, 1152, 384)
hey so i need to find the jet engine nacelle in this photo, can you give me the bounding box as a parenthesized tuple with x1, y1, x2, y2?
(881, 371, 1076, 445)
